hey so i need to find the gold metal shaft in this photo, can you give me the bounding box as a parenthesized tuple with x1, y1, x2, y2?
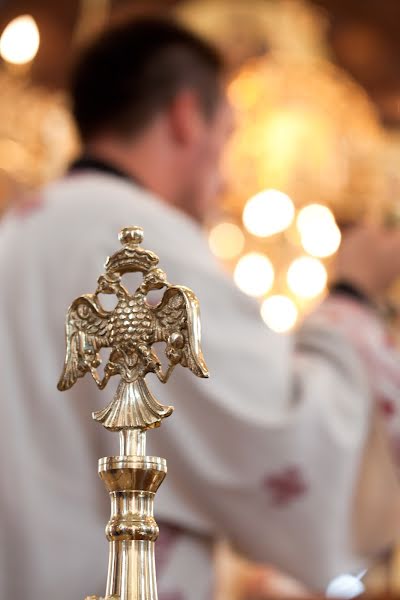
(99, 453, 167, 600)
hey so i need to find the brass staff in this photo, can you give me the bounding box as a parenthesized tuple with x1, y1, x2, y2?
(58, 226, 209, 600)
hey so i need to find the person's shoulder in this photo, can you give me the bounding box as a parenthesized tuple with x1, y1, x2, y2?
(43, 173, 180, 223)
(42, 172, 209, 254)
(43, 172, 145, 213)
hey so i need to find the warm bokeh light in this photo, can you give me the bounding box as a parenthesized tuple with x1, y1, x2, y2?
(243, 189, 295, 237)
(297, 204, 335, 232)
(297, 204, 341, 257)
(301, 221, 341, 257)
(261, 295, 298, 332)
(228, 71, 264, 111)
(208, 222, 245, 260)
(287, 256, 327, 298)
(0, 15, 40, 65)
(234, 252, 274, 297)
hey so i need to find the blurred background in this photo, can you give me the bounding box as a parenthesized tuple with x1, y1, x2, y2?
(1, 0, 400, 597)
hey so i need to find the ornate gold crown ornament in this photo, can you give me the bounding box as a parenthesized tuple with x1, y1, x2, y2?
(58, 226, 209, 600)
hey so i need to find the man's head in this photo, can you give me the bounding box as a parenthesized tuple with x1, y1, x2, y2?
(70, 17, 233, 222)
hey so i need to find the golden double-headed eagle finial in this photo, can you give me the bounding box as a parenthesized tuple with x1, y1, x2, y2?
(58, 225, 209, 433)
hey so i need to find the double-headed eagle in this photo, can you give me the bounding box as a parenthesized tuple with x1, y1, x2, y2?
(58, 226, 209, 431)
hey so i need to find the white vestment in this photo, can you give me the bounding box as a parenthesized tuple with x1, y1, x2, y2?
(1, 171, 400, 600)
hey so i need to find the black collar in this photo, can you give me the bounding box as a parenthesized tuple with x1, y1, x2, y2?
(69, 155, 141, 186)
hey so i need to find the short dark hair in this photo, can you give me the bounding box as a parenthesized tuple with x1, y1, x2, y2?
(70, 17, 225, 142)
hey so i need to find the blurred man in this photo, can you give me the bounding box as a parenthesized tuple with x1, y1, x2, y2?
(1, 16, 400, 600)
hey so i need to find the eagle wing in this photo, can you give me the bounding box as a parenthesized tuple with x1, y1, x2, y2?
(154, 285, 209, 378)
(57, 294, 111, 391)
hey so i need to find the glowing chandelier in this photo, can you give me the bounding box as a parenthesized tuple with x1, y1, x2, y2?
(177, 0, 387, 333)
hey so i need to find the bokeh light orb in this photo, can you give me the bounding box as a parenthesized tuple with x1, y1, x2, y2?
(287, 256, 327, 298)
(0, 15, 40, 65)
(297, 204, 341, 257)
(261, 295, 298, 332)
(301, 221, 341, 257)
(297, 203, 335, 232)
(209, 222, 245, 260)
(243, 189, 295, 237)
(234, 252, 274, 297)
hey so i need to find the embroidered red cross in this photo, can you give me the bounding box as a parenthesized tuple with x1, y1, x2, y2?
(379, 397, 396, 418)
(264, 466, 308, 507)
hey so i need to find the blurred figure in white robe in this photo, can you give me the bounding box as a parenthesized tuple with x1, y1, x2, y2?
(1, 15, 400, 600)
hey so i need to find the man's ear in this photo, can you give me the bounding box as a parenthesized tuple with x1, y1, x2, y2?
(167, 88, 204, 146)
